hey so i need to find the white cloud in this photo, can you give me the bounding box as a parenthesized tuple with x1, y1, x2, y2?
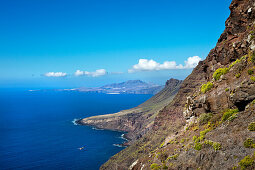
(44, 72, 67, 77)
(184, 56, 202, 69)
(128, 56, 201, 73)
(74, 70, 84, 76)
(75, 69, 107, 77)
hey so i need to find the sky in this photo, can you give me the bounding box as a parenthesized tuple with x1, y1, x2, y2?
(0, 0, 232, 88)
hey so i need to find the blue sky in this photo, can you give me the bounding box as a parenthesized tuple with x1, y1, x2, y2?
(0, 0, 232, 88)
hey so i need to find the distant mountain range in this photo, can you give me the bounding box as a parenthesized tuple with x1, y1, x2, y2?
(75, 80, 164, 94)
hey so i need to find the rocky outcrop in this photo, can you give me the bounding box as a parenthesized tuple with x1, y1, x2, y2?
(78, 78, 182, 142)
(99, 0, 255, 169)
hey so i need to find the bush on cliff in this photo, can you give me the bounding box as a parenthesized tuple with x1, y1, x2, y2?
(221, 109, 239, 122)
(244, 138, 255, 148)
(151, 163, 160, 170)
(201, 82, 213, 93)
(213, 68, 229, 80)
(248, 122, 255, 131)
(248, 69, 254, 75)
(239, 155, 254, 170)
(198, 113, 213, 125)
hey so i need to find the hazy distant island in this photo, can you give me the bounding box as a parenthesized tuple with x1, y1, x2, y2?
(33, 80, 164, 95)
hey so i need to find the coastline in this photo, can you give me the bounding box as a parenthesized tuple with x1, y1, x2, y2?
(75, 119, 131, 147)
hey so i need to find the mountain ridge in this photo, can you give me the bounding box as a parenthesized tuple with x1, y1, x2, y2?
(76, 80, 164, 95)
(77, 78, 182, 142)
(98, 0, 255, 169)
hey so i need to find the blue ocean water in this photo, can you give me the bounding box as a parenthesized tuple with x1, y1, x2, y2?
(0, 89, 152, 170)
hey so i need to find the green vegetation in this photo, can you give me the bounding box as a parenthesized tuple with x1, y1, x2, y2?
(160, 141, 164, 148)
(239, 155, 254, 170)
(201, 82, 213, 93)
(248, 122, 255, 131)
(162, 164, 168, 169)
(212, 142, 221, 151)
(151, 163, 161, 170)
(198, 113, 213, 125)
(213, 68, 229, 80)
(194, 142, 202, 151)
(244, 138, 255, 148)
(248, 69, 254, 75)
(221, 109, 239, 122)
(192, 127, 221, 152)
(251, 76, 255, 82)
(251, 51, 255, 64)
(252, 99, 255, 105)
(229, 59, 241, 69)
(225, 88, 229, 92)
(167, 154, 179, 160)
(204, 140, 221, 151)
(200, 128, 211, 140)
(235, 73, 241, 78)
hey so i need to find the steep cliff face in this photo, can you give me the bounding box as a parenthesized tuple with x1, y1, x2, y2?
(78, 78, 182, 142)
(100, 0, 255, 169)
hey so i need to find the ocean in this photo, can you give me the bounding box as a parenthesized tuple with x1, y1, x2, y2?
(0, 88, 152, 170)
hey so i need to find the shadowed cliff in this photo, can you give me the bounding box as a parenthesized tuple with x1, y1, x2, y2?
(78, 78, 182, 142)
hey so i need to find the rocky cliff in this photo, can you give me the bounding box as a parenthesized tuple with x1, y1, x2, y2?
(78, 78, 182, 142)
(98, 0, 255, 169)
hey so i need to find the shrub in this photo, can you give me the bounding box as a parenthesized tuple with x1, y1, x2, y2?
(199, 113, 213, 125)
(228, 113, 238, 121)
(251, 76, 255, 82)
(222, 109, 239, 122)
(162, 164, 168, 169)
(194, 142, 202, 151)
(168, 154, 179, 160)
(204, 139, 214, 146)
(251, 51, 255, 64)
(239, 155, 254, 170)
(213, 68, 229, 80)
(235, 73, 241, 78)
(244, 138, 255, 148)
(229, 59, 241, 69)
(252, 99, 255, 105)
(193, 136, 198, 142)
(213, 142, 221, 151)
(160, 141, 164, 148)
(248, 69, 254, 75)
(225, 88, 229, 92)
(248, 122, 255, 131)
(151, 163, 161, 170)
(201, 82, 213, 93)
(180, 138, 185, 143)
(200, 128, 211, 139)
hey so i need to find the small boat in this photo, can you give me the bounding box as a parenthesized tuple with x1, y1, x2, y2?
(78, 147, 84, 150)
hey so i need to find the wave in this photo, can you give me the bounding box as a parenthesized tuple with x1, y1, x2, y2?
(92, 127, 104, 131)
(72, 118, 80, 125)
(113, 144, 127, 148)
(120, 134, 128, 141)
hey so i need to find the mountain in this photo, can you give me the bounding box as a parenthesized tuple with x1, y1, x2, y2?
(76, 80, 164, 94)
(77, 78, 182, 142)
(80, 0, 255, 169)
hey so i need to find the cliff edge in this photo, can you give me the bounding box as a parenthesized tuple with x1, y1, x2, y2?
(99, 0, 255, 169)
(78, 78, 182, 142)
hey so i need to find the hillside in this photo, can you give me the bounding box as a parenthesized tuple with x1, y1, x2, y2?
(79, 0, 255, 169)
(98, 0, 255, 169)
(77, 78, 182, 142)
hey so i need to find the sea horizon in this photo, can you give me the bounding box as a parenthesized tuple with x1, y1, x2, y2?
(0, 88, 152, 169)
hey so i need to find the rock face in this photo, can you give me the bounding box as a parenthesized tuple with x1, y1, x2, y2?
(78, 78, 182, 142)
(98, 0, 255, 169)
